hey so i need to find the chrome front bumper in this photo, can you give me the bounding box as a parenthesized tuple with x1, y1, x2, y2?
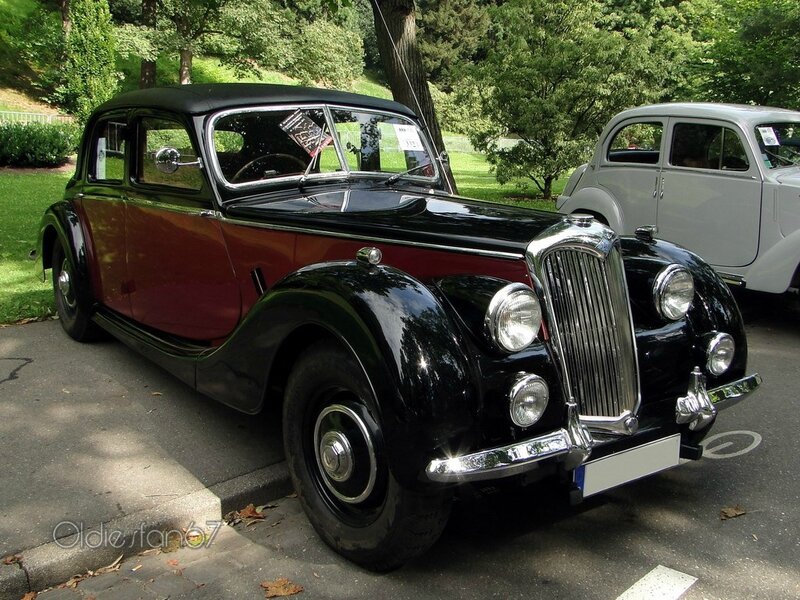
(425, 371, 761, 483)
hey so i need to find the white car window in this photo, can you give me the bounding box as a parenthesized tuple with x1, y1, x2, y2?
(607, 122, 662, 165)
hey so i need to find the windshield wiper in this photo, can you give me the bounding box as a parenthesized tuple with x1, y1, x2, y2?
(383, 162, 433, 186)
(299, 125, 331, 189)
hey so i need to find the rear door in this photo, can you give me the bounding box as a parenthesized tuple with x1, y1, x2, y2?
(658, 119, 762, 267)
(125, 113, 240, 341)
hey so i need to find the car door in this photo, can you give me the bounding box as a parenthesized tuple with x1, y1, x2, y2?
(594, 119, 664, 231)
(78, 114, 133, 317)
(658, 119, 762, 268)
(124, 113, 241, 341)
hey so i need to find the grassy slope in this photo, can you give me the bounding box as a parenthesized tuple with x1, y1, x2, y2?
(0, 171, 72, 323)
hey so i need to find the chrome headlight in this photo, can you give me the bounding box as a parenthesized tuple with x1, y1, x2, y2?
(485, 283, 542, 352)
(707, 332, 735, 375)
(653, 264, 694, 321)
(509, 374, 549, 427)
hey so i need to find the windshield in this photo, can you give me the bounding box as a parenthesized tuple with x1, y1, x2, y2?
(209, 106, 438, 188)
(755, 122, 800, 169)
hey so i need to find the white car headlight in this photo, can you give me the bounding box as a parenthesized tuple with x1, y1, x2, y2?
(707, 332, 735, 375)
(653, 264, 694, 321)
(485, 283, 542, 352)
(509, 374, 549, 427)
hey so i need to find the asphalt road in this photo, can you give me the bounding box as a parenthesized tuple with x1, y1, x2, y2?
(25, 290, 800, 599)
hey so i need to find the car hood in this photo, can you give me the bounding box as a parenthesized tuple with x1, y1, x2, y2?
(224, 187, 565, 256)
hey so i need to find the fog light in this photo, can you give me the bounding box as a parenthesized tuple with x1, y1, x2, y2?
(707, 332, 734, 375)
(509, 374, 549, 427)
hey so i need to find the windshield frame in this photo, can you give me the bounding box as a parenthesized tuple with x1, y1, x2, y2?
(205, 103, 440, 194)
(754, 121, 800, 170)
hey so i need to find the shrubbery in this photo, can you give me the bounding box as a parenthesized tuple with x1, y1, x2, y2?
(0, 122, 80, 168)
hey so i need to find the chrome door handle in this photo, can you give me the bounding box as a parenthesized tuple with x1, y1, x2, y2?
(199, 209, 216, 218)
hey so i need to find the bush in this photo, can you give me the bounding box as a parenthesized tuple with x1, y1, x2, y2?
(0, 122, 80, 167)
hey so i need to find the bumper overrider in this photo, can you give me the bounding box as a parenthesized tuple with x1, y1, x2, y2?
(425, 369, 761, 483)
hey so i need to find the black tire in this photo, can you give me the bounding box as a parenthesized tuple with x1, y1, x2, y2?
(52, 241, 102, 342)
(283, 340, 451, 572)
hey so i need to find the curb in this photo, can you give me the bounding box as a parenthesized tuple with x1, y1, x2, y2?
(0, 462, 291, 598)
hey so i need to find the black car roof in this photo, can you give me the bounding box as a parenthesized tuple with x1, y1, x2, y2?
(96, 83, 417, 118)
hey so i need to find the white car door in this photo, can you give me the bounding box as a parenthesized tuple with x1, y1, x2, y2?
(657, 118, 762, 268)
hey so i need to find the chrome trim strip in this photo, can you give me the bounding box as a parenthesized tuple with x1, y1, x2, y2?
(425, 401, 592, 482)
(709, 373, 762, 409)
(717, 272, 746, 287)
(218, 215, 525, 260)
(124, 196, 220, 218)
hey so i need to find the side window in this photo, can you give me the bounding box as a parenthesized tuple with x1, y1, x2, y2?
(607, 122, 662, 164)
(138, 118, 203, 190)
(91, 119, 126, 182)
(670, 123, 748, 171)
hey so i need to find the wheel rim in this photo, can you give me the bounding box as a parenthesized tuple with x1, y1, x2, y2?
(58, 258, 77, 311)
(313, 403, 378, 505)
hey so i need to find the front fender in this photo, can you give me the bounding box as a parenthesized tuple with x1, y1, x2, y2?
(196, 260, 478, 486)
(741, 228, 800, 293)
(558, 185, 625, 232)
(38, 202, 92, 305)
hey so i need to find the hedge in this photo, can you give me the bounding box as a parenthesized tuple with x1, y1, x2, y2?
(0, 121, 80, 167)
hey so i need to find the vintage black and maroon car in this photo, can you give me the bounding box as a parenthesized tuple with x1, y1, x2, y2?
(39, 84, 760, 570)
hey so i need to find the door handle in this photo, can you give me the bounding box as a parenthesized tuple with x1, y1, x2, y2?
(659, 177, 665, 199)
(199, 209, 217, 218)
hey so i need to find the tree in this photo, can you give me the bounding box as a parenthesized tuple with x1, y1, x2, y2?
(370, 0, 456, 191)
(140, 0, 156, 87)
(467, 0, 671, 199)
(55, 0, 118, 120)
(697, 0, 800, 107)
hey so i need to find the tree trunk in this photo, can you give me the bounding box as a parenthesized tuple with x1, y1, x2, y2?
(139, 0, 156, 88)
(179, 48, 192, 85)
(543, 176, 553, 201)
(371, 0, 457, 193)
(59, 0, 71, 36)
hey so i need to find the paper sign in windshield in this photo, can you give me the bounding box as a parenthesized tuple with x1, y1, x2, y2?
(393, 124, 424, 152)
(757, 126, 780, 146)
(279, 111, 332, 156)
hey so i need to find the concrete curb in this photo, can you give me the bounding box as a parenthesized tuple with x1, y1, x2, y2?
(0, 462, 291, 597)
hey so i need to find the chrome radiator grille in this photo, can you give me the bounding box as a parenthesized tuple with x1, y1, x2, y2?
(541, 246, 638, 418)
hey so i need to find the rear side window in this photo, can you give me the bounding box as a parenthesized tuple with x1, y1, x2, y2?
(670, 123, 749, 171)
(138, 118, 203, 190)
(607, 122, 662, 164)
(91, 119, 126, 182)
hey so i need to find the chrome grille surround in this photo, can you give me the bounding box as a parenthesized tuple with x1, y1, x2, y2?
(526, 219, 641, 435)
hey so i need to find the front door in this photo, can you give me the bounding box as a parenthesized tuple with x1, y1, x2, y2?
(125, 115, 240, 341)
(658, 119, 762, 268)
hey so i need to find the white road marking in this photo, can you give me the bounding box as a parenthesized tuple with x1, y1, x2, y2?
(701, 430, 762, 459)
(616, 565, 697, 600)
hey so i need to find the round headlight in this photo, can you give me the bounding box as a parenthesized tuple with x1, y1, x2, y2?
(486, 284, 542, 352)
(707, 332, 735, 375)
(653, 265, 694, 321)
(509, 374, 549, 427)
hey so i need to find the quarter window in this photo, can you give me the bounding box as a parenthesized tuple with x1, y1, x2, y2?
(670, 123, 749, 171)
(91, 119, 126, 182)
(607, 122, 662, 164)
(138, 118, 203, 190)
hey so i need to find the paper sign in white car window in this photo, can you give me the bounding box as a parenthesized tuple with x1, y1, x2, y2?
(393, 124, 424, 151)
(757, 126, 780, 146)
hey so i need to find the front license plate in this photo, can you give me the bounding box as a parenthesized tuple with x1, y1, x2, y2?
(575, 434, 681, 497)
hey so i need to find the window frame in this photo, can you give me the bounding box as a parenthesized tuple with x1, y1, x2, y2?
(87, 114, 129, 185)
(603, 119, 665, 167)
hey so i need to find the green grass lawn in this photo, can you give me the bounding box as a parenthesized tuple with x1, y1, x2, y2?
(0, 171, 70, 324)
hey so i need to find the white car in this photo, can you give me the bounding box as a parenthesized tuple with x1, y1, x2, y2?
(557, 103, 800, 293)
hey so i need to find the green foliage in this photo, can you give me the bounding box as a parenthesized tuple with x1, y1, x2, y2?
(467, 0, 673, 199)
(289, 20, 364, 88)
(429, 82, 487, 136)
(697, 0, 800, 107)
(0, 121, 80, 167)
(52, 0, 119, 121)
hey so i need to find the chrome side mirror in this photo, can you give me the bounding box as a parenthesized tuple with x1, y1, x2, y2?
(154, 147, 201, 174)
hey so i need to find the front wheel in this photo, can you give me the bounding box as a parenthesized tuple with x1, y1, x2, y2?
(52, 241, 102, 341)
(283, 340, 451, 571)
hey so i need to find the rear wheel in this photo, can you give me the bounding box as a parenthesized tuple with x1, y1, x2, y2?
(283, 340, 451, 571)
(52, 241, 102, 341)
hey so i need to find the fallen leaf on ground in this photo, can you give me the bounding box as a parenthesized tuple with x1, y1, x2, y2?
(151, 391, 162, 396)
(239, 504, 266, 519)
(167, 559, 180, 568)
(225, 502, 270, 526)
(20, 592, 36, 600)
(261, 578, 303, 598)
(59, 555, 123, 588)
(720, 505, 746, 520)
(2, 554, 21, 565)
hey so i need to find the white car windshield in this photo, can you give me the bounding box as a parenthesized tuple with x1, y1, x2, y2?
(755, 122, 800, 169)
(209, 106, 438, 187)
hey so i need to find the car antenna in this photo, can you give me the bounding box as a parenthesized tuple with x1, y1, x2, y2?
(371, 0, 454, 194)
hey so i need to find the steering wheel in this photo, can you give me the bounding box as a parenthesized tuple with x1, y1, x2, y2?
(231, 153, 307, 183)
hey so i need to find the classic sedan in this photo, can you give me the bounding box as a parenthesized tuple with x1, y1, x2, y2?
(39, 85, 760, 570)
(557, 102, 800, 294)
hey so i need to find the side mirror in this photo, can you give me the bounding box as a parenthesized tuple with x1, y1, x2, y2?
(154, 147, 201, 174)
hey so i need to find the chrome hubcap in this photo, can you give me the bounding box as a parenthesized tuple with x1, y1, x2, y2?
(58, 270, 70, 296)
(314, 404, 377, 505)
(319, 430, 354, 482)
(58, 260, 77, 309)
